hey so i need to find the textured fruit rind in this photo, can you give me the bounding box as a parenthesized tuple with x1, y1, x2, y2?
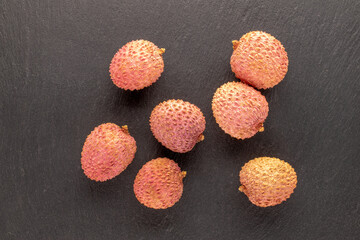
(133, 158, 186, 209)
(109, 39, 164, 90)
(230, 31, 288, 89)
(150, 99, 206, 153)
(81, 123, 137, 182)
(239, 157, 297, 207)
(212, 82, 269, 139)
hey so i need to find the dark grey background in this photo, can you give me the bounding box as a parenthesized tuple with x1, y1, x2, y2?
(1, 0, 359, 239)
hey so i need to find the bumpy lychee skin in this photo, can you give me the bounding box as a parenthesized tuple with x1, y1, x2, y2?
(150, 99, 206, 153)
(109, 40, 165, 90)
(212, 82, 269, 139)
(134, 158, 186, 209)
(239, 157, 297, 207)
(81, 123, 137, 182)
(231, 31, 288, 89)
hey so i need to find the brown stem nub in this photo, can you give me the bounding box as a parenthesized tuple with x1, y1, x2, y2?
(239, 185, 245, 192)
(197, 134, 205, 142)
(158, 48, 165, 55)
(232, 40, 240, 50)
(121, 125, 129, 134)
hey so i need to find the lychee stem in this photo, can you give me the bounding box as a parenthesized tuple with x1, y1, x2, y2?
(159, 48, 165, 55)
(121, 125, 130, 134)
(197, 134, 205, 142)
(181, 171, 187, 178)
(232, 40, 240, 50)
(239, 185, 245, 192)
(258, 125, 264, 132)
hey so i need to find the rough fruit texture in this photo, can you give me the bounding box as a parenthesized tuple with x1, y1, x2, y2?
(109, 40, 165, 90)
(150, 99, 206, 153)
(134, 158, 186, 209)
(212, 82, 269, 139)
(81, 123, 137, 182)
(239, 157, 297, 207)
(231, 31, 288, 89)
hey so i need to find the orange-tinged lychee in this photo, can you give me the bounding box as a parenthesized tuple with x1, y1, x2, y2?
(231, 31, 288, 89)
(109, 40, 165, 90)
(150, 99, 206, 153)
(81, 123, 137, 182)
(133, 158, 186, 209)
(212, 82, 269, 139)
(239, 157, 297, 207)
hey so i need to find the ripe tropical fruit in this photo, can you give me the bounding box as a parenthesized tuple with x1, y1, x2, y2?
(134, 158, 186, 209)
(239, 157, 297, 207)
(230, 31, 288, 89)
(109, 40, 165, 90)
(212, 82, 269, 139)
(81, 123, 137, 182)
(150, 99, 206, 153)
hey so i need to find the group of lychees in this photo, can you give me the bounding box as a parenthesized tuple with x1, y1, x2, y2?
(81, 31, 297, 209)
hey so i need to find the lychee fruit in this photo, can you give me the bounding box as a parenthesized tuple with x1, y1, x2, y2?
(81, 123, 137, 182)
(134, 158, 186, 209)
(239, 157, 297, 207)
(212, 82, 269, 139)
(230, 31, 288, 89)
(150, 99, 206, 153)
(109, 40, 165, 90)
